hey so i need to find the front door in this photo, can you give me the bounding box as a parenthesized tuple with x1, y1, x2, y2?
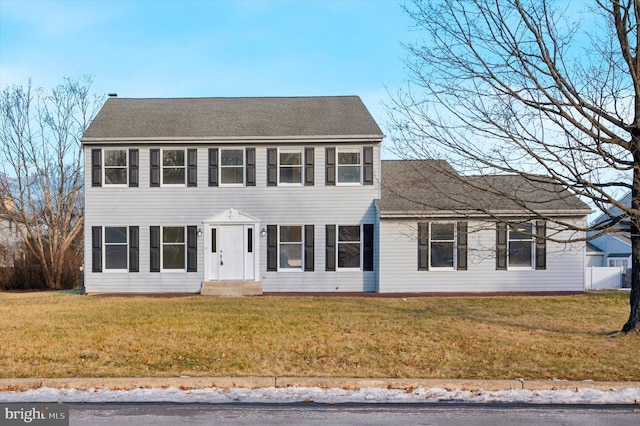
(218, 225, 245, 280)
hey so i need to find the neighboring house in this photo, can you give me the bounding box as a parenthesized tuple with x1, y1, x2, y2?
(0, 198, 23, 268)
(82, 96, 591, 294)
(588, 191, 632, 269)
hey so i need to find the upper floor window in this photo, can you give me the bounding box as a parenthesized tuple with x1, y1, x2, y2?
(220, 149, 244, 185)
(162, 149, 186, 185)
(104, 226, 128, 270)
(337, 148, 361, 185)
(279, 150, 303, 185)
(104, 149, 127, 185)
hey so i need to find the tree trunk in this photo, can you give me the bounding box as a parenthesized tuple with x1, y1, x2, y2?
(623, 142, 640, 332)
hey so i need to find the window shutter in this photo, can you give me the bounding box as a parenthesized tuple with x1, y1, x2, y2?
(129, 149, 139, 187)
(246, 148, 256, 186)
(496, 222, 508, 270)
(150, 226, 160, 272)
(187, 149, 197, 187)
(267, 225, 277, 271)
(267, 148, 277, 186)
(208, 148, 218, 187)
(363, 223, 374, 271)
(325, 147, 336, 186)
(92, 226, 102, 272)
(418, 222, 429, 271)
(304, 225, 314, 271)
(187, 225, 197, 272)
(535, 220, 547, 270)
(326, 225, 336, 271)
(129, 226, 139, 272)
(304, 147, 314, 186)
(150, 149, 160, 187)
(91, 149, 102, 187)
(457, 221, 468, 271)
(363, 146, 374, 185)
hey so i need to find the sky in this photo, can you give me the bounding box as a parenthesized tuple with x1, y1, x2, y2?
(0, 0, 414, 153)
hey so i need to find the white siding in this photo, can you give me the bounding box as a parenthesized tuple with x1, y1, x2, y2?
(378, 218, 587, 292)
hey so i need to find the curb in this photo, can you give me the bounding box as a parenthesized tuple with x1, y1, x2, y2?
(1, 377, 639, 392)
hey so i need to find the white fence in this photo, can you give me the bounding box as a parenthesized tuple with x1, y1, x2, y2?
(585, 267, 624, 290)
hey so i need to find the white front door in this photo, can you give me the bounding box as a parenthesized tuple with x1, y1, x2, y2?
(218, 225, 245, 280)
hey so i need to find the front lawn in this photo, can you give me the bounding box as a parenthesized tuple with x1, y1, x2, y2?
(0, 291, 637, 380)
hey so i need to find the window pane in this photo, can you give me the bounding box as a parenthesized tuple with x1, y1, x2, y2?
(338, 243, 360, 268)
(509, 224, 532, 240)
(163, 227, 184, 243)
(104, 149, 126, 166)
(280, 167, 302, 183)
(338, 226, 360, 242)
(163, 245, 185, 269)
(431, 242, 454, 268)
(280, 243, 302, 268)
(221, 150, 244, 166)
(431, 223, 454, 240)
(338, 152, 360, 165)
(105, 227, 127, 244)
(163, 168, 185, 184)
(105, 168, 127, 185)
(280, 152, 301, 165)
(163, 150, 184, 166)
(221, 167, 244, 184)
(338, 166, 360, 183)
(105, 245, 127, 269)
(280, 226, 302, 242)
(509, 241, 532, 267)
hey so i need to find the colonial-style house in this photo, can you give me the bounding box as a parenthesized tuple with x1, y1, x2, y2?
(82, 96, 591, 294)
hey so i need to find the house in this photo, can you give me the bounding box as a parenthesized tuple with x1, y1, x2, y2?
(82, 96, 591, 294)
(0, 198, 23, 268)
(588, 191, 632, 269)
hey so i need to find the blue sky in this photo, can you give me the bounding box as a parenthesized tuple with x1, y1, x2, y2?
(0, 0, 414, 147)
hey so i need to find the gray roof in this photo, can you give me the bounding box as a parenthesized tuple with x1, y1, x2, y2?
(378, 160, 591, 217)
(82, 96, 383, 141)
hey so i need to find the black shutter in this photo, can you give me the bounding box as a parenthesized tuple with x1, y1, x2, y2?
(208, 148, 218, 187)
(187, 149, 197, 187)
(129, 149, 139, 187)
(363, 146, 374, 185)
(150, 226, 160, 272)
(325, 147, 336, 186)
(187, 225, 197, 272)
(363, 223, 374, 271)
(536, 220, 547, 270)
(246, 148, 256, 186)
(326, 225, 336, 271)
(304, 225, 314, 271)
(457, 222, 468, 271)
(129, 226, 139, 272)
(92, 226, 102, 272)
(418, 222, 429, 271)
(267, 148, 277, 186)
(91, 149, 101, 187)
(496, 222, 508, 270)
(267, 225, 277, 271)
(150, 149, 160, 187)
(304, 147, 314, 186)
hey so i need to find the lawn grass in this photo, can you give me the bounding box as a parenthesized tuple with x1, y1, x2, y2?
(0, 291, 638, 381)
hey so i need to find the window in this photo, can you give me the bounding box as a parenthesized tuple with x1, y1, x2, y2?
(418, 222, 467, 271)
(279, 150, 303, 185)
(104, 226, 127, 270)
(220, 149, 244, 185)
(162, 226, 185, 270)
(609, 258, 629, 269)
(430, 223, 455, 269)
(338, 225, 361, 268)
(162, 149, 186, 185)
(508, 223, 534, 268)
(279, 226, 303, 269)
(104, 149, 127, 185)
(337, 148, 361, 184)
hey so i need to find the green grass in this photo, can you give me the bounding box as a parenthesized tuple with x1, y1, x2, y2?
(0, 291, 638, 380)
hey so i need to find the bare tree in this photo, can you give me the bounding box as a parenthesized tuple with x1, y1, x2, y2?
(0, 77, 104, 289)
(387, 0, 640, 332)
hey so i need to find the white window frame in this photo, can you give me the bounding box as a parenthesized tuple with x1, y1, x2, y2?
(104, 226, 128, 272)
(278, 225, 304, 271)
(336, 147, 362, 186)
(103, 148, 128, 186)
(161, 226, 186, 272)
(161, 149, 186, 187)
(219, 148, 245, 187)
(508, 223, 535, 270)
(278, 148, 303, 186)
(429, 222, 457, 270)
(608, 258, 629, 269)
(337, 224, 362, 270)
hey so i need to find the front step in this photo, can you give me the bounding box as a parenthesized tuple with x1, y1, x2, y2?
(201, 281, 263, 297)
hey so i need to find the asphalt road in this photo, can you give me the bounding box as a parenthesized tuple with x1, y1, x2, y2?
(68, 402, 640, 426)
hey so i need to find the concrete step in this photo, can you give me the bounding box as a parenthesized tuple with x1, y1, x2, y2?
(201, 281, 263, 297)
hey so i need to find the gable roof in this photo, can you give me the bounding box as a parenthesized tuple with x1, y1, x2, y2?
(377, 160, 591, 217)
(82, 96, 383, 142)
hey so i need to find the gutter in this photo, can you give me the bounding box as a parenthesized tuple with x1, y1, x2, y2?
(80, 135, 384, 145)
